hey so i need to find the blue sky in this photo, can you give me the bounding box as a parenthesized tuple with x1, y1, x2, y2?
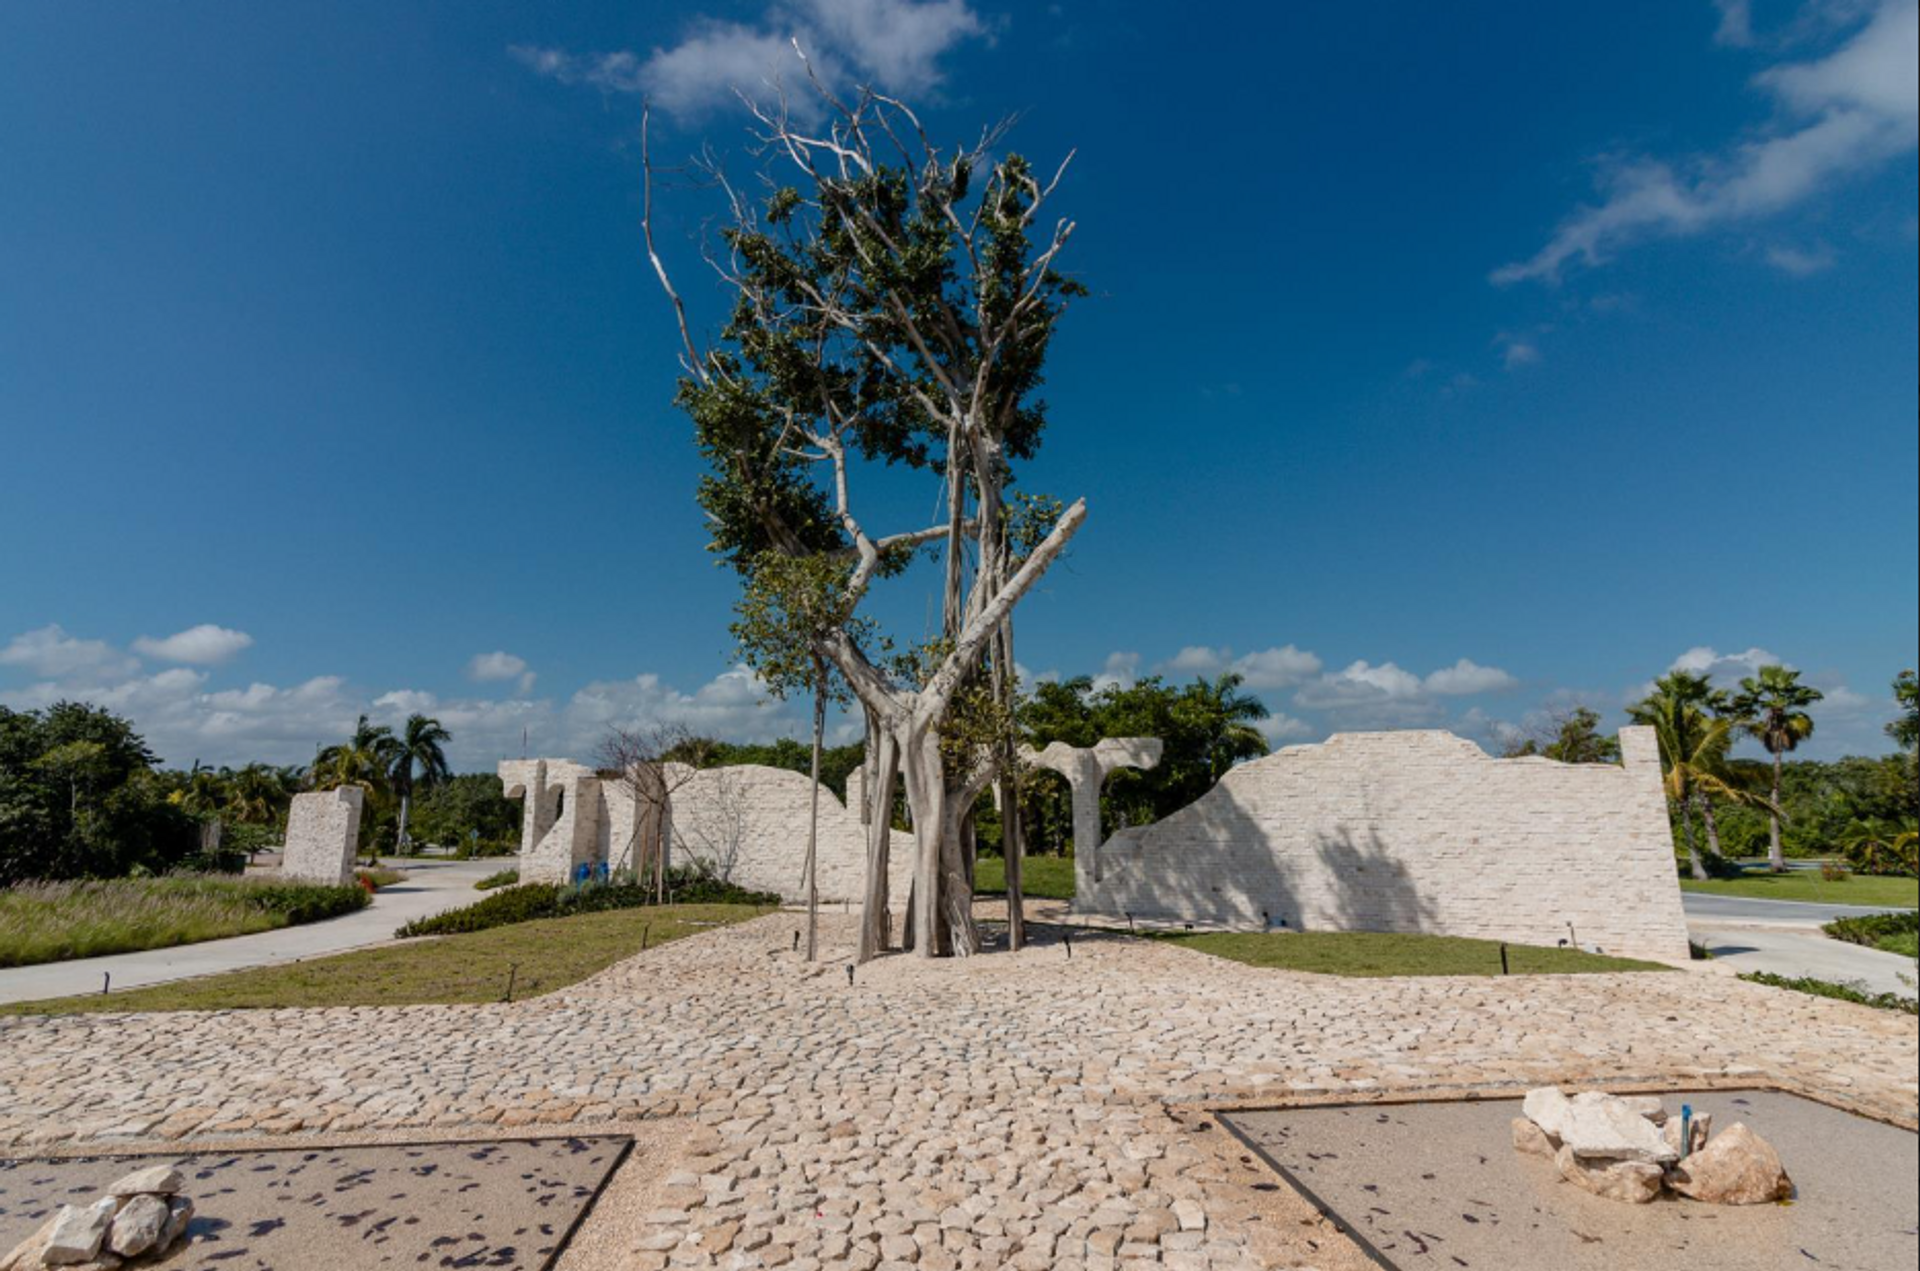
(3, 0, 1915, 770)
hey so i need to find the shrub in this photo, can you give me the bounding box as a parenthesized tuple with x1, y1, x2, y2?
(1819, 859, 1850, 883)
(475, 868, 520, 891)
(398, 870, 778, 938)
(1823, 910, 1920, 960)
(1739, 971, 1917, 1016)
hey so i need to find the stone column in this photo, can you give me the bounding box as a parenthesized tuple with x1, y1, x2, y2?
(1022, 738, 1163, 888)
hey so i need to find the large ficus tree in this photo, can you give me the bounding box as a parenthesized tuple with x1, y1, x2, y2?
(645, 80, 1085, 959)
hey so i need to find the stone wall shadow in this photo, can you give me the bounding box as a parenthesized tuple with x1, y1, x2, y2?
(1091, 778, 1306, 932)
(1309, 826, 1437, 936)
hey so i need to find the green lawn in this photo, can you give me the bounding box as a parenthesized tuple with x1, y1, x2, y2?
(1155, 929, 1671, 977)
(1679, 871, 1918, 907)
(1, 903, 769, 1015)
(973, 853, 1075, 900)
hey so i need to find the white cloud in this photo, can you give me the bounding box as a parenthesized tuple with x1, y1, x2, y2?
(1764, 241, 1837, 273)
(1424, 658, 1519, 696)
(1258, 712, 1316, 745)
(1500, 338, 1541, 369)
(132, 624, 254, 665)
(1669, 644, 1785, 682)
(0, 624, 138, 679)
(1714, 0, 1755, 47)
(561, 666, 803, 750)
(513, 0, 988, 120)
(1090, 650, 1139, 693)
(1159, 643, 1323, 689)
(1494, 0, 1918, 283)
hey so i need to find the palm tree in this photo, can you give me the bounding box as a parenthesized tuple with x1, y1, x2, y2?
(387, 714, 452, 854)
(1730, 665, 1822, 873)
(174, 762, 230, 855)
(1629, 672, 1749, 879)
(1187, 672, 1272, 785)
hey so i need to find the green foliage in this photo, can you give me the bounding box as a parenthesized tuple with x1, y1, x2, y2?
(474, 867, 520, 891)
(1709, 753, 1917, 862)
(1016, 673, 1271, 852)
(1738, 971, 1917, 1015)
(1823, 910, 1919, 959)
(731, 551, 874, 704)
(1500, 706, 1621, 763)
(1730, 664, 1822, 758)
(1888, 669, 1919, 752)
(407, 773, 522, 851)
(0, 702, 197, 882)
(395, 871, 780, 938)
(0, 874, 367, 968)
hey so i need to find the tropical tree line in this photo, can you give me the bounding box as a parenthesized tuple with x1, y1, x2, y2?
(1623, 666, 1916, 879)
(0, 704, 525, 883)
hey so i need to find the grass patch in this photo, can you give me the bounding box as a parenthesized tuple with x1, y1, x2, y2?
(475, 868, 519, 891)
(1739, 971, 1918, 1016)
(356, 866, 407, 889)
(973, 853, 1075, 900)
(398, 873, 781, 938)
(1, 903, 769, 1015)
(1823, 910, 1920, 959)
(1154, 929, 1671, 977)
(1678, 871, 1918, 907)
(0, 876, 369, 969)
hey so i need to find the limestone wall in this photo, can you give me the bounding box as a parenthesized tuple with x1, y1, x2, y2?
(664, 764, 914, 909)
(1078, 727, 1690, 962)
(281, 788, 362, 886)
(500, 759, 913, 909)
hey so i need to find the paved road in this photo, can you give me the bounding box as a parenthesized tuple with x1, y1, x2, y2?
(0, 857, 497, 1006)
(1691, 926, 1917, 996)
(1680, 891, 1914, 924)
(1681, 891, 1916, 997)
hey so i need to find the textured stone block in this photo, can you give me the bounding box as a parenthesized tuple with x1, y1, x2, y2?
(281, 787, 363, 885)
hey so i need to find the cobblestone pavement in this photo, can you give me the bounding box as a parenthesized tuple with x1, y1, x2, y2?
(2, 915, 1914, 1269)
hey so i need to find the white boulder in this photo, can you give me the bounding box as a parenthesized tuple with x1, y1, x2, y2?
(43, 1199, 116, 1266)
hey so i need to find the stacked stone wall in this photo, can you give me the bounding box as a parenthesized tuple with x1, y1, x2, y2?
(1079, 727, 1690, 962)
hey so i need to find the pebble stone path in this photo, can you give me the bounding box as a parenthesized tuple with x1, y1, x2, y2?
(1, 914, 1914, 1270)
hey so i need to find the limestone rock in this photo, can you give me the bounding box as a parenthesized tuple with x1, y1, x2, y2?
(158, 1196, 194, 1254)
(1558, 1093, 1677, 1164)
(1521, 1087, 1572, 1138)
(1618, 1095, 1667, 1125)
(1666, 1123, 1792, 1205)
(1662, 1110, 1711, 1157)
(44, 1199, 116, 1266)
(106, 1164, 183, 1198)
(1511, 1116, 1558, 1158)
(106, 1194, 170, 1258)
(0, 1219, 54, 1271)
(1554, 1145, 1664, 1204)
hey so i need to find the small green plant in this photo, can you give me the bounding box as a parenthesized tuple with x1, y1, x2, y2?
(398, 870, 778, 938)
(356, 866, 406, 890)
(1739, 970, 1918, 1015)
(474, 868, 520, 891)
(1819, 859, 1850, 883)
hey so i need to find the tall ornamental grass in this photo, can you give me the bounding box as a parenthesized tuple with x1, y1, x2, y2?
(0, 875, 369, 968)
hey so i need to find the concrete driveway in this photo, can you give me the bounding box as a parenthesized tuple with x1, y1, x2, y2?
(1682, 891, 1917, 997)
(0, 857, 499, 1006)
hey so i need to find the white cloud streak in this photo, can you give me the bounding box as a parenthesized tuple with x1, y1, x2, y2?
(511, 0, 987, 120)
(1495, 0, 1918, 283)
